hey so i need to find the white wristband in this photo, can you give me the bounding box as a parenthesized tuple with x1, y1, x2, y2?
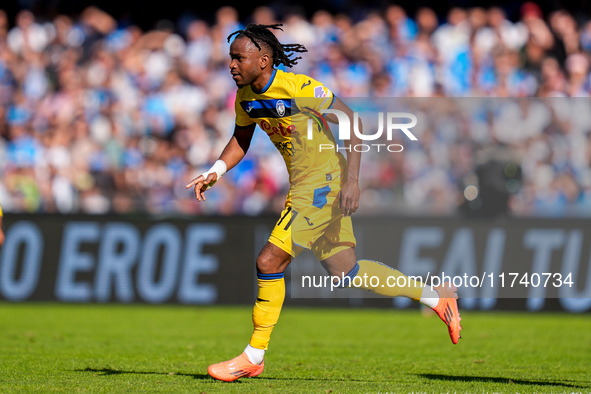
(201, 160, 227, 190)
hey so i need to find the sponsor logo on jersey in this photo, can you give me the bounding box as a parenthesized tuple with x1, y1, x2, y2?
(273, 140, 294, 157)
(260, 120, 295, 137)
(314, 86, 328, 98)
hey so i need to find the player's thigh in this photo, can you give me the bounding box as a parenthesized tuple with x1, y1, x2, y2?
(268, 205, 303, 258)
(263, 205, 301, 274)
(311, 215, 357, 272)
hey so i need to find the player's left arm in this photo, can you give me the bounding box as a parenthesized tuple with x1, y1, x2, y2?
(327, 97, 361, 217)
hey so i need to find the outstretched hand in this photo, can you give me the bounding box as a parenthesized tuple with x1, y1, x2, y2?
(338, 181, 360, 217)
(186, 173, 218, 202)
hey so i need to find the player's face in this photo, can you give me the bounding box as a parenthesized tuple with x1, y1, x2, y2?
(229, 37, 262, 87)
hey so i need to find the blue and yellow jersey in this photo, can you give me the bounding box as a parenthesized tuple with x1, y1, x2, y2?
(235, 69, 346, 191)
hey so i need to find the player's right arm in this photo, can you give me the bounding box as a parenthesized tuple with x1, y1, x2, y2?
(186, 123, 256, 202)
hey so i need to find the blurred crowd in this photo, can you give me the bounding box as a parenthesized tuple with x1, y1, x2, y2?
(0, 3, 590, 216)
(355, 97, 591, 217)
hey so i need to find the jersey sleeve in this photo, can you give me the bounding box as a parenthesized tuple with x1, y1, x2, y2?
(234, 91, 255, 127)
(294, 74, 335, 112)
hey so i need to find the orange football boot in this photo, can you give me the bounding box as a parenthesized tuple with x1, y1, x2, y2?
(433, 283, 462, 344)
(208, 352, 264, 382)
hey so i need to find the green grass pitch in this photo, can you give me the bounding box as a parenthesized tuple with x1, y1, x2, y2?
(1, 303, 589, 393)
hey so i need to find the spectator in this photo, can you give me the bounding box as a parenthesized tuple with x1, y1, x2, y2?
(0, 201, 4, 247)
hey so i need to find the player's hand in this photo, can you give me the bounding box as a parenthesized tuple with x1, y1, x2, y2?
(186, 173, 218, 202)
(338, 181, 360, 217)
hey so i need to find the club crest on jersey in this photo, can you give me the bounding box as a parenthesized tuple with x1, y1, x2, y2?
(276, 100, 285, 117)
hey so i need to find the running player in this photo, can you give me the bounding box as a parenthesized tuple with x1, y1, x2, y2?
(186, 24, 462, 382)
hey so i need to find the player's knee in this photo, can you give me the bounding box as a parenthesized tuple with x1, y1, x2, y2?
(256, 253, 287, 274)
(256, 254, 276, 274)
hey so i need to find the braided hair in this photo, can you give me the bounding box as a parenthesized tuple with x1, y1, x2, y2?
(227, 23, 307, 68)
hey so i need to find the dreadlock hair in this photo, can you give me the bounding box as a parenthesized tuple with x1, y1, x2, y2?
(227, 24, 308, 68)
